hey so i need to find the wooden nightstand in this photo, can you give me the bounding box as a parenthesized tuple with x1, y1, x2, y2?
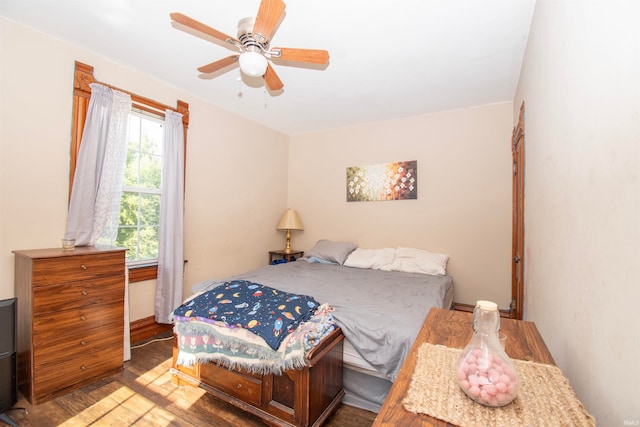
(269, 250, 304, 264)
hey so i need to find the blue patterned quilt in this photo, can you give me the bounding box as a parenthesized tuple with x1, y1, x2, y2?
(172, 280, 320, 350)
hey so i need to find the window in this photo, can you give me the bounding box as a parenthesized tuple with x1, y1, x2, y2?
(117, 111, 164, 265)
(70, 61, 188, 282)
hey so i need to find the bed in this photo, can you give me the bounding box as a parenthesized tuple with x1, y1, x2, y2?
(171, 242, 453, 425)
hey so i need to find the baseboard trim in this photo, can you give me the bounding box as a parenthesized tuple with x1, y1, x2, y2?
(453, 302, 511, 318)
(130, 316, 173, 344)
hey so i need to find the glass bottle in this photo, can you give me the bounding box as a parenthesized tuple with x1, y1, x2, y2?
(454, 300, 518, 407)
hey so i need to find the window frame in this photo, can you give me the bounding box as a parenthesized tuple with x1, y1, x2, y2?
(121, 108, 164, 264)
(70, 61, 189, 283)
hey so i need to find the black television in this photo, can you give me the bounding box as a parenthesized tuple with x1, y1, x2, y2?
(0, 297, 17, 424)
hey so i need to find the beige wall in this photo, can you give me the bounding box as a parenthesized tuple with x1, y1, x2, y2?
(0, 19, 290, 319)
(0, 16, 514, 316)
(288, 103, 514, 307)
(514, 0, 640, 424)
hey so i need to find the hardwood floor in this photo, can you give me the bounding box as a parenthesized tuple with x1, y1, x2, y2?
(4, 333, 377, 427)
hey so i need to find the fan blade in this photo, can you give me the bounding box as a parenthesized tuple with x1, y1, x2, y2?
(170, 12, 239, 45)
(197, 55, 239, 74)
(263, 63, 284, 91)
(272, 48, 330, 65)
(253, 0, 286, 42)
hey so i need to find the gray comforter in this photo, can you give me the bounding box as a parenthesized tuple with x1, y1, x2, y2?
(192, 260, 453, 381)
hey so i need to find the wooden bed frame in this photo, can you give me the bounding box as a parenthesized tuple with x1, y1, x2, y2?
(171, 327, 345, 427)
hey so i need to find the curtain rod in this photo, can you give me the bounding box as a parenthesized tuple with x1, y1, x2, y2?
(74, 61, 189, 127)
(97, 80, 178, 115)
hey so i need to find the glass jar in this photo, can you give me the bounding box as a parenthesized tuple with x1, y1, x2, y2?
(454, 300, 518, 407)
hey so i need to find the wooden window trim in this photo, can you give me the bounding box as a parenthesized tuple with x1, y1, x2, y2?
(70, 61, 189, 283)
(128, 265, 159, 282)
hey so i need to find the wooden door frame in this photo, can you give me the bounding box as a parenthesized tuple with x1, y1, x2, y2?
(511, 102, 525, 319)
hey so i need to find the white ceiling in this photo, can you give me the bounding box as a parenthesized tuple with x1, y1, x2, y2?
(0, 0, 536, 135)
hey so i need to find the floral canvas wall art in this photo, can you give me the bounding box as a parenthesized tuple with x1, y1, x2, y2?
(346, 160, 417, 202)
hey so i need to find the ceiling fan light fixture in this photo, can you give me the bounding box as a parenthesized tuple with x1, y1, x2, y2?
(171, 0, 329, 91)
(239, 51, 268, 77)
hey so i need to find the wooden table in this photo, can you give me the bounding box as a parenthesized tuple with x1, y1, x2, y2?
(372, 308, 555, 426)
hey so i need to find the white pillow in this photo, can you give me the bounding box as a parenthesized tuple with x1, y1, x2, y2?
(391, 247, 449, 275)
(344, 248, 396, 270)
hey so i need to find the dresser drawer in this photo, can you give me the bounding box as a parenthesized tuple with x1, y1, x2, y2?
(33, 275, 123, 315)
(31, 251, 124, 286)
(200, 362, 263, 407)
(33, 344, 123, 400)
(34, 323, 123, 366)
(33, 301, 124, 345)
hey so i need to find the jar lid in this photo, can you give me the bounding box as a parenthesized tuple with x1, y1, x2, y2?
(476, 300, 498, 311)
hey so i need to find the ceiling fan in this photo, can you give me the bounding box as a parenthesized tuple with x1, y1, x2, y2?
(170, 0, 330, 92)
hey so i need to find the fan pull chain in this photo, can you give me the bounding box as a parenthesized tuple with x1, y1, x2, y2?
(264, 89, 268, 109)
(237, 76, 243, 98)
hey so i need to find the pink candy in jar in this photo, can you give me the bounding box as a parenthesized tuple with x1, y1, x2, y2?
(454, 300, 518, 407)
(455, 348, 518, 406)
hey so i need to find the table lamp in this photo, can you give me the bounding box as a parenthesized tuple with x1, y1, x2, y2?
(277, 209, 303, 254)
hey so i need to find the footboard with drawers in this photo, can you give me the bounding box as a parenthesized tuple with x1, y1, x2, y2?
(171, 327, 345, 427)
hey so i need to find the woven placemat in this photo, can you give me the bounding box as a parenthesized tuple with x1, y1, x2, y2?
(402, 343, 595, 427)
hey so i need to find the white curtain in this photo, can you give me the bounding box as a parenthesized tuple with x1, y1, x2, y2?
(65, 83, 131, 245)
(155, 109, 185, 324)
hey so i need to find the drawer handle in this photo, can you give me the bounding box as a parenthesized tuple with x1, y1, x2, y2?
(82, 290, 88, 296)
(81, 365, 87, 371)
(80, 340, 87, 346)
(80, 315, 86, 321)
(81, 264, 87, 270)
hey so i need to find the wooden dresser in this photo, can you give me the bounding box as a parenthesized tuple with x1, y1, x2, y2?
(13, 246, 126, 404)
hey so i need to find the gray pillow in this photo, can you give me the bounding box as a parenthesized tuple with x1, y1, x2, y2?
(305, 239, 358, 265)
